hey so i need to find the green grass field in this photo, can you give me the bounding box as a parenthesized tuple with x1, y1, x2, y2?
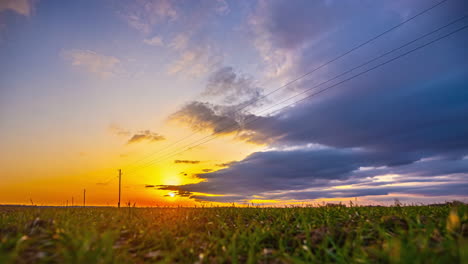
(1, 203, 467, 263)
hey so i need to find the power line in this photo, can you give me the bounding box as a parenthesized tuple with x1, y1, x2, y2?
(120, 0, 450, 174)
(97, 174, 118, 185)
(123, 16, 467, 175)
(121, 133, 196, 171)
(125, 19, 467, 176)
(124, 22, 468, 175)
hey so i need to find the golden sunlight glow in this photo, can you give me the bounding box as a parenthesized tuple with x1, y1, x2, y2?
(331, 184, 355, 189)
(372, 174, 399, 182)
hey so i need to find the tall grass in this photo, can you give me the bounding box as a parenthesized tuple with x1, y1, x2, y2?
(0, 204, 466, 263)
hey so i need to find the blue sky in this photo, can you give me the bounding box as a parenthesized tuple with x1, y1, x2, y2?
(0, 0, 467, 205)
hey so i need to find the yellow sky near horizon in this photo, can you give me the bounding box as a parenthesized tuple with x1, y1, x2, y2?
(0, 121, 264, 206)
(2, 0, 467, 207)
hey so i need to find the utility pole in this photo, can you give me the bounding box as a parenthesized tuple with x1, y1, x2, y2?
(72, 196, 74, 207)
(83, 189, 86, 207)
(118, 169, 122, 208)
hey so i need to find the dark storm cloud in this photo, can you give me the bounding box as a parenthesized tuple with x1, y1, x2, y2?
(127, 130, 165, 144)
(156, 147, 421, 195)
(163, 0, 468, 202)
(243, 72, 468, 156)
(158, 146, 468, 202)
(242, 0, 468, 152)
(170, 56, 468, 153)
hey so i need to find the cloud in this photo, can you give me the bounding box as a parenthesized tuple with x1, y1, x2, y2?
(174, 160, 200, 164)
(248, 0, 468, 83)
(62, 49, 121, 78)
(269, 182, 468, 201)
(108, 124, 131, 137)
(250, 0, 357, 51)
(190, 195, 247, 203)
(169, 101, 237, 134)
(0, 0, 34, 16)
(161, 27, 468, 203)
(203, 66, 264, 105)
(160, 0, 468, 203)
(120, 0, 234, 77)
(156, 154, 468, 202)
(121, 0, 229, 36)
(121, 0, 178, 35)
(169, 100, 268, 142)
(247, 0, 379, 79)
(242, 71, 468, 155)
(168, 32, 190, 51)
(127, 130, 165, 144)
(109, 124, 165, 145)
(143, 35, 164, 46)
(167, 98, 280, 145)
(215, 162, 235, 167)
(167, 46, 223, 77)
(214, 0, 229, 15)
(169, 69, 468, 201)
(168, 66, 269, 138)
(170, 1, 468, 152)
(160, 147, 421, 195)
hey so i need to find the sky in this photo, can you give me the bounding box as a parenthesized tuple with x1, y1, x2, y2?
(0, 0, 467, 206)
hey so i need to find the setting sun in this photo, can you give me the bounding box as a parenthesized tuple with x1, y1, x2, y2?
(1, 0, 467, 262)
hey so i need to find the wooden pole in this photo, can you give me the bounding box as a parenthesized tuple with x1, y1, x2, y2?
(118, 169, 122, 208)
